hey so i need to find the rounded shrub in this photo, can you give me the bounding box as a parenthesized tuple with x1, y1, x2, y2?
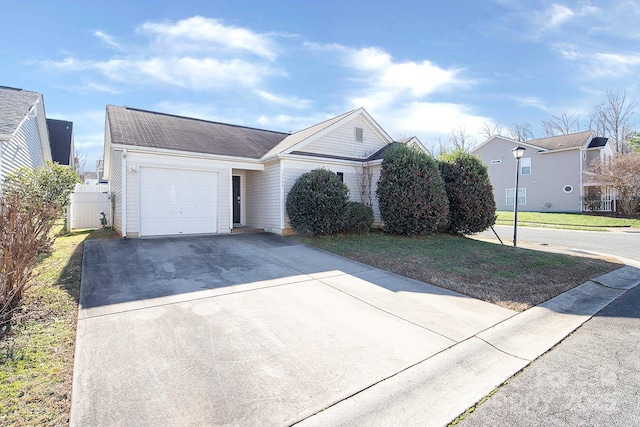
(438, 150, 496, 235)
(376, 144, 449, 235)
(343, 201, 374, 234)
(286, 168, 349, 236)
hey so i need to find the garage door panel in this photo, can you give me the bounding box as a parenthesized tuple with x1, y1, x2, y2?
(140, 168, 218, 236)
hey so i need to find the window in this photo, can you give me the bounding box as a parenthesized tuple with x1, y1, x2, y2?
(521, 157, 531, 175)
(336, 172, 344, 182)
(563, 185, 573, 193)
(491, 159, 501, 165)
(506, 188, 526, 206)
(355, 127, 364, 142)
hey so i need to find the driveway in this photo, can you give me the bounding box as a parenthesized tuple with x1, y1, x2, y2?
(70, 233, 517, 426)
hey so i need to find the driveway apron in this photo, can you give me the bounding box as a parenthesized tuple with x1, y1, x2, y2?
(70, 233, 515, 426)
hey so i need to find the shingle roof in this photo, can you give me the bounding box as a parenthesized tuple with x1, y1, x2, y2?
(527, 130, 594, 151)
(47, 119, 73, 165)
(107, 105, 290, 159)
(0, 86, 41, 134)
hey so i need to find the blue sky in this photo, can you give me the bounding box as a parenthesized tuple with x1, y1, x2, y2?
(3, 1, 639, 170)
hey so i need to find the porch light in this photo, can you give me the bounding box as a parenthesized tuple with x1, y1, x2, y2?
(512, 146, 526, 247)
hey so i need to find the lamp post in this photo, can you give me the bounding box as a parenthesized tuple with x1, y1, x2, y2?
(512, 146, 526, 247)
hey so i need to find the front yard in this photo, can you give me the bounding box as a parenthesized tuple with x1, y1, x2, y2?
(495, 211, 640, 230)
(292, 231, 622, 312)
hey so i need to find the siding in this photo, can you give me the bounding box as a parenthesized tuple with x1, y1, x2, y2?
(245, 160, 281, 231)
(474, 138, 583, 212)
(0, 115, 46, 183)
(302, 116, 387, 159)
(109, 149, 123, 235)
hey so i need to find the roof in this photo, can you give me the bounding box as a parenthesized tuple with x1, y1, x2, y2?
(47, 119, 73, 165)
(527, 130, 594, 151)
(106, 105, 290, 159)
(0, 86, 41, 134)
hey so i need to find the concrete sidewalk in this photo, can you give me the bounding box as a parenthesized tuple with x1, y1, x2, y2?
(70, 233, 640, 426)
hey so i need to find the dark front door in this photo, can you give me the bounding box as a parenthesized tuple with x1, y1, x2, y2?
(232, 176, 241, 224)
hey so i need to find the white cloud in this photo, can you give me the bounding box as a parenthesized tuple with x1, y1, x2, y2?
(94, 30, 122, 49)
(254, 90, 312, 109)
(139, 16, 278, 60)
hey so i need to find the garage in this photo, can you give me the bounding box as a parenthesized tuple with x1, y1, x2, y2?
(139, 167, 218, 236)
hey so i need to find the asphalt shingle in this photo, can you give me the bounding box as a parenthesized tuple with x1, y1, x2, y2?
(0, 86, 41, 135)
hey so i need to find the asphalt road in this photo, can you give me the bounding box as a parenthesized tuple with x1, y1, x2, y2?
(460, 283, 640, 427)
(477, 225, 640, 262)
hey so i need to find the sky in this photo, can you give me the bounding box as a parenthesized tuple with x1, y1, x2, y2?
(3, 0, 640, 171)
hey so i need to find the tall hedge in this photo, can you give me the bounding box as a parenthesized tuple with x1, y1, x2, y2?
(376, 144, 449, 235)
(286, 168, 349, 236)
(438, 150, 496, 234)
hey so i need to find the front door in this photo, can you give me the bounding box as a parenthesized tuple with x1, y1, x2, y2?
(232, 176, 241, 224)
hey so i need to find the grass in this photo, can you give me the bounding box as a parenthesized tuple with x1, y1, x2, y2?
(0, 225, 118, 426)
(292, 231, 622, 312)
(495, 211, 640, 231)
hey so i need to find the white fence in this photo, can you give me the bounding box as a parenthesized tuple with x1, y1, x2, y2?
(67, 191, 110, 231)
(74, 184, 109, 193)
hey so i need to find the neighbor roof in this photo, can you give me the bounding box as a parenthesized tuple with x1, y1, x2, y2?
(527, 130, 594, 151)
(47, 119, 73, 165)
(106, 105, 290, 159)
(0, 86, 42, 134)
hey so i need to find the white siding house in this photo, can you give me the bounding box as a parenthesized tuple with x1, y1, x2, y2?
(103, 106, 421, 237)
(0, 86, 53, 186)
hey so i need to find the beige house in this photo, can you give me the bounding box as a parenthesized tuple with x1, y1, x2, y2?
(471, 131, 614, 213)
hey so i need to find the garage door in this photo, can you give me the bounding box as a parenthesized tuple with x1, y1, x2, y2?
(139, 167, 218, 236)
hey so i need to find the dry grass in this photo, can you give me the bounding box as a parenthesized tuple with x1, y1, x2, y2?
(0, 226, 117, 426)
(292, 231, 623, 312)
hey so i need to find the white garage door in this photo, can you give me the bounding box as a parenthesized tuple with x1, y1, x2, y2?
(139, 167, 218, 236)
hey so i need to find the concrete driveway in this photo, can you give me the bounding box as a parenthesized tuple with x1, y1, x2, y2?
(71, 233, 517, 426)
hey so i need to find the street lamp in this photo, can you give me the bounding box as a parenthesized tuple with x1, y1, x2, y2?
(512, 146, 526, 247)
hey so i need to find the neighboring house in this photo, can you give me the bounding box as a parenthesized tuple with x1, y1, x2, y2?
(47, 118, 75, 169)
(472, 131, 614, 213)
(398, 136, 431, 155)
(103, 105, 419, 237)
(0, 86, 52, 187)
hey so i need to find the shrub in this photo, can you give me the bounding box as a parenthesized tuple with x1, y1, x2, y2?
(4, 161, 81, 209)
(439, 150, 497, 234)
(0, 192, 59, 321)
(376, 144, 449, 235)
(343, 201, 374, 234)
(286, 168, 349, 236)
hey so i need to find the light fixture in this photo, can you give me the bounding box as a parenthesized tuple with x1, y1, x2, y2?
(512, 146, 526, 247)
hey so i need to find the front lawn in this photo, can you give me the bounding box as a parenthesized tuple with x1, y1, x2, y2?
(292, 231, 622, 312)
(495, 211, 640, 230)
(0, 226, 117, 426)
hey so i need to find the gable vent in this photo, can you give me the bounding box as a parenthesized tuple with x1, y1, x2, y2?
(355, 127, 364, 142)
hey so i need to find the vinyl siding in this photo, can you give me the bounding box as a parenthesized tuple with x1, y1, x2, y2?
(474, 137, 583, 212)
(109, 149, 123, 235)
(302, 116, 387, 159)
(369, 163, 383, 226)
(245, 160, 281, 231)
(0, 115, 46, 183)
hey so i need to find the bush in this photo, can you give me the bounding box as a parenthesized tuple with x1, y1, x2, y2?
(439, 150, 496, 234)
(286, 168, 349, 236)
(0, 193, 59, 321)
(376, 144, 449, 235)
(343, 201, 374, 234)
(4, 161, 81, 209)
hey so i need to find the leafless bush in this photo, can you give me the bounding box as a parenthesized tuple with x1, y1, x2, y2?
(0, 193, 59, 322)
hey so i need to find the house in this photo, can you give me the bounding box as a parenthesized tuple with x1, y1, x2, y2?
(103, 105, 417, 237)
(47, 118, 75, 169)
(0, 86, 52, 186)
(471, 131, 614, 213)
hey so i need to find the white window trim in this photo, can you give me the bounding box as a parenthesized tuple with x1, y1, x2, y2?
(563, 185, 573, 193)
(506, 188, 526, 206)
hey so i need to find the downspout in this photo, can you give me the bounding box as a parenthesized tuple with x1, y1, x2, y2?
(121, 148, 127, 238)
(579, 148, 584, 212)
(280, 159, 285, 233)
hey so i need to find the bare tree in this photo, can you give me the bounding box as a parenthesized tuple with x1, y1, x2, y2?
(354, 161, 374, 207)
(589, 89, 639, 154)
(541, 111, 582, 136)
(584, 153, 640, 217)
(479, 122, 503, 140)
(74, 150, 87, 174)
(508, 121, 534, 142)
(447, 126, 476, 152)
